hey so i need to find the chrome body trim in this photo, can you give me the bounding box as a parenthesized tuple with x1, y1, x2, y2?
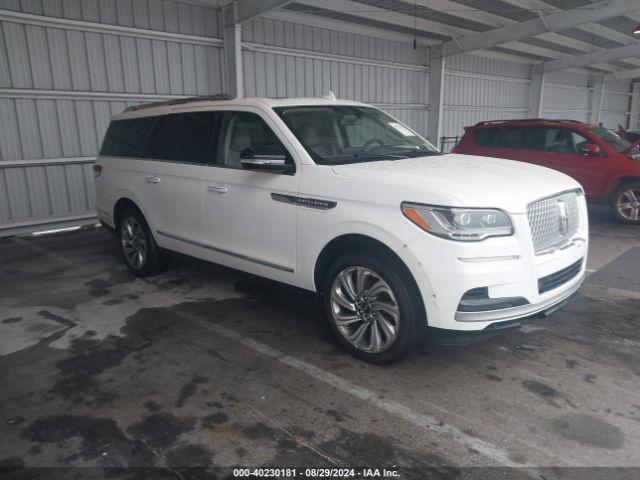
(454, 274, 584, 322)
(156, 230, 295, 273)
(271, 193, 337, 210)
(535, 237, 586, 256)
(457, 255, 521, 263)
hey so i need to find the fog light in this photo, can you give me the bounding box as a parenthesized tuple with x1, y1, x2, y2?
(457, 287, 529, 312)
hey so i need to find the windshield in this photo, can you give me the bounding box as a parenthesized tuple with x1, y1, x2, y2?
(274, 106, 439, 165)
(588, 127, 631, 153)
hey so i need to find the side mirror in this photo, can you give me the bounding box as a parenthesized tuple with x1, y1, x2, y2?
(579, 143, 601, 157)
(240, 146, 293, 173)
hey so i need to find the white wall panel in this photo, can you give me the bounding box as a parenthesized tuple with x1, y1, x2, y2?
(540, 73, 632, 127)
(601, 79, 632, 129)
(441, 54, 531, 143)
(0, 1, 223, 235)
(446, 53, 530, 79)
(242, 17, 429, 138)
(541, 71, 591, 123)
(243, 16, 426, 66)
(0, 0, 219, 37)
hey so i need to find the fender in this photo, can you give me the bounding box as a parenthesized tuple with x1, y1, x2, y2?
(298, 219, 423, 292)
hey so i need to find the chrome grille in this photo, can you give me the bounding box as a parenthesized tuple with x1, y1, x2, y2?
(527, 191, 580, 253)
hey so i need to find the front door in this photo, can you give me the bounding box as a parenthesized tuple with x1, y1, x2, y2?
(203, 110, 300, 283)
(543, 127, 610, 198)
(141, 111, 218, 259)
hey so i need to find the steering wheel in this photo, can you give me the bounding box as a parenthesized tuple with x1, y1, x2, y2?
(363, 138, 384, 152)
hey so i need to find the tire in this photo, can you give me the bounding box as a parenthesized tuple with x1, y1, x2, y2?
(322, 250, 426, 364)
(610, 181, 640, 224)
(117, 208, 169, 277)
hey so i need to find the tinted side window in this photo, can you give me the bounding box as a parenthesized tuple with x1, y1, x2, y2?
(527, 127, 546, 151)
(499, 127, 528, 149)
(474, 128, 499, 147)
(149, 112, 219, 164)
(570, 131, 592, 152)
(545, 128, 575, 153)
(217, 112, 288, 169)
(100, 117, 156, 157)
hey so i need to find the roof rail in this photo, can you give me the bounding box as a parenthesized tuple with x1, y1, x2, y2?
(474, 118, 585, 127)
(551, 119, 583, 123)
(124, 94, 234, 112)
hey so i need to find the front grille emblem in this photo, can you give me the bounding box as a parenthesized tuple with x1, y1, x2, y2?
(557, 200, 569, 236)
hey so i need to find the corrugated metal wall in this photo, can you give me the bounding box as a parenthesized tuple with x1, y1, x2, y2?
(442, 53, 531, 144)
(0, 1, 638, 236)
(602, 78, 632, 129)
(542, 71, 592, 123)
(241, 16, 430, 136)
(0, 0, 223, 236)
(542, 71, 633, 127)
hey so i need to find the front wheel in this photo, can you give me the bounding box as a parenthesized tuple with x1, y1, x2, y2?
(323, 251, 425, 364)
(611, 182, 640, 224)
(118, 209, 168, 276)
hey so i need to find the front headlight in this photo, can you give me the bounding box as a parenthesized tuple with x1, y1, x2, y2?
(401, 202, 514, 241)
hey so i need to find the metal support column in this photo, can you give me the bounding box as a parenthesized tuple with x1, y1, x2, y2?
(590, 75, 605, 125)
(428, 45, 445, 146)
(529, 64, 545, 118)
(222, 3, 243, 98)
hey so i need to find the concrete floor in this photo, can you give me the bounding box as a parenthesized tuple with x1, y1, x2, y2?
(1, 206, 639, 479)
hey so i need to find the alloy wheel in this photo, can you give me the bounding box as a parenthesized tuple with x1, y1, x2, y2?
(329, 266, 400, 353)
(120, 217, 148, 269)
(617, 189, 640, 221)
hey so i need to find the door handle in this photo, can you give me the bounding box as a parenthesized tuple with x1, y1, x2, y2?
(145, 176, 161, 184)
(208, 185, 229, 193)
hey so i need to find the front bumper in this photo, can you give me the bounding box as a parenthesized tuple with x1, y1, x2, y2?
(398, 197, 589, 331)
(428, 282, 580, 345)
(454, 271, 584, 322)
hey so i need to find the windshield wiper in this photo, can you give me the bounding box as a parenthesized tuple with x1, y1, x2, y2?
(324, 153, 408, 163)
(365, 153, 408, 160)
(392, 149, 441, 157)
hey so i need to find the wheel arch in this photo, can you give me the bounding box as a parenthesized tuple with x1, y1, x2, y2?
(113, 197, 144, 230)
(607, 176, 640, 202)
(313, 234, 420, 297)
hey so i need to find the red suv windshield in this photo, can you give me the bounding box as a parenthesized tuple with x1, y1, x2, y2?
(587, 127, 631, 153)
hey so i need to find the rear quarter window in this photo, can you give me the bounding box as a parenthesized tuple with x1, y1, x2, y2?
(473, 128, 499, 147)
(100, 117, 156, 158)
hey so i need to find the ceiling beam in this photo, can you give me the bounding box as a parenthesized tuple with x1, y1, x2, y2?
(233, 0, 293, 24)
(434, 0, 640, 58)
(542, 43, 640, 73)
(610, 67, 640, 80)
(293, 0, 469, 39)
(293, 0, 597, 63)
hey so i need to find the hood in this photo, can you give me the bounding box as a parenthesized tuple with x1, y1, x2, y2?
(331, 154, 582, 213)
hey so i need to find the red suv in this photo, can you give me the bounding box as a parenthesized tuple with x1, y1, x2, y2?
(453, 119, 640, 224)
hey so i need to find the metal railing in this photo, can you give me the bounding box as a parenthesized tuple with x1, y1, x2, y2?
(439, 136, 460, 153)
(0, 157, 98, 238)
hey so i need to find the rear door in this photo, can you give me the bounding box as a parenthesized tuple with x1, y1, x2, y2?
(141, 111, 218, 258)
(491, 126, 547, 166)
(97, 116, 157, 225)
(465, 126, 501, 156)
(543, 127, 610, 197)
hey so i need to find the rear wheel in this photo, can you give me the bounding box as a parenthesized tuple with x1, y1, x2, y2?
(323, 251, 425, 364)
(118, 209, 168, 276)
(611, 182, 640, 224)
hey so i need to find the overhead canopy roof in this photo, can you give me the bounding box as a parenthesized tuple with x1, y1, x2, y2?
(253, 0, 640, 78)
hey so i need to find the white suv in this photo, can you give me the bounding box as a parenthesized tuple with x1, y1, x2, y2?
(95, 95, 588, 363)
